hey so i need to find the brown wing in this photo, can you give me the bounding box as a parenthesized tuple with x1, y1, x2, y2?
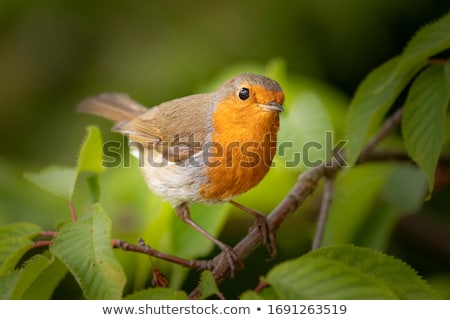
(115, 93, 214, 162)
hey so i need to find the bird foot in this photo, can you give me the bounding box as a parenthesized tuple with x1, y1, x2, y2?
(251, 214, 277, 258)
(216, 244, 243, 278)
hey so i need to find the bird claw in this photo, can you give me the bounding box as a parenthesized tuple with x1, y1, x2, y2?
(251, 215, 277, 258)
(218, 245, 242, 278)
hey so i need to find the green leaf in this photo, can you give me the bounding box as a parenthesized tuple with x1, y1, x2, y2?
(125, 288, 187, 300)
(8, 254, 66, 299)
(0, 237, 33, 275)
(346, 12, 450, 165)
(0, 222, 42, 241)
(265, 245, 439, 299)
(381, 164, 427, 213)
(20, 256, 67, 299)
(397, 11, 450, 74)
(199, 270, 221, 299)
(77, 125, 104, 174)
(50, 204, 126, 299)
(239, 290, 264, 300)
(0, 255, 67, 299)
(346, 57, 425, 165)
(24, 166, 77, 200)
(0, 271, 20, 299)
(402, 63, 450, 193)
(240, 287, 279, 300)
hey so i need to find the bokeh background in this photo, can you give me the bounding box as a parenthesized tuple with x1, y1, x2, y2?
(1, 0, 449, 298)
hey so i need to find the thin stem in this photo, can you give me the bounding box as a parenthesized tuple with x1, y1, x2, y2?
(312, 177, 334, 250)
(428, 58, 449, 65)
(40, 230, 58, 237)
(32, 240, 53, 248)
(254, 281, 268, 293)
(68, 200, 78, 222)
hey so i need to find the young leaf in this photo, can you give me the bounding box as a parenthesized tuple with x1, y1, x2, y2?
(346, 57, 425, 165)
(265, 245, 439, 299)
(199, 270, 222, 299)
(124, 288, 187, 300)
(23, 166, 77, 200)
(402, 63, 450, 193)
(77, 125, 104, 174)
(50, 204, 126, 299)
(397, 11, 450, 74)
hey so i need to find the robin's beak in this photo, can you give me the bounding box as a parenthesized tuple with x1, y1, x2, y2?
(258, 101, 284, 112)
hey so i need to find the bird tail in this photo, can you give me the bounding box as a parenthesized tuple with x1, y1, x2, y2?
(77, 93, 147, 122)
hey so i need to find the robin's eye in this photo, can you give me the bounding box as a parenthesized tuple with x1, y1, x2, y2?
(238, 87, 250, 100)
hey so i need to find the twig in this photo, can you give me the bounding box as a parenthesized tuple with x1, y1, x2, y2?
(112, 239, 212, 271)
(312, 177, 335, 250)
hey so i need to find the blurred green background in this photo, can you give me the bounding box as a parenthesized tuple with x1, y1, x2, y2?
(1, 0, 449, 298)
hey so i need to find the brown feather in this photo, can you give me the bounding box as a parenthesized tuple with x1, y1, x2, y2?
(116, 93, 214, 161)
(77, 93, 148, 122)
(78, 92, 215, 162)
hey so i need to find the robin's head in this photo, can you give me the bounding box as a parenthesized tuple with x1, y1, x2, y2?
(214, 73, 284, 116)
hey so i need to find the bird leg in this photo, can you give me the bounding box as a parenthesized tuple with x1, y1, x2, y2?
(175, 203, 241, 277)
(229, 200, 277, 258)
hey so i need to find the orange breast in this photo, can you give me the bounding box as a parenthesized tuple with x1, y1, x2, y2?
(200, 98, 280, 201)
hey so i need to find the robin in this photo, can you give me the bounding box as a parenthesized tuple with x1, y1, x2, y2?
(78, 73, 284, 274)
